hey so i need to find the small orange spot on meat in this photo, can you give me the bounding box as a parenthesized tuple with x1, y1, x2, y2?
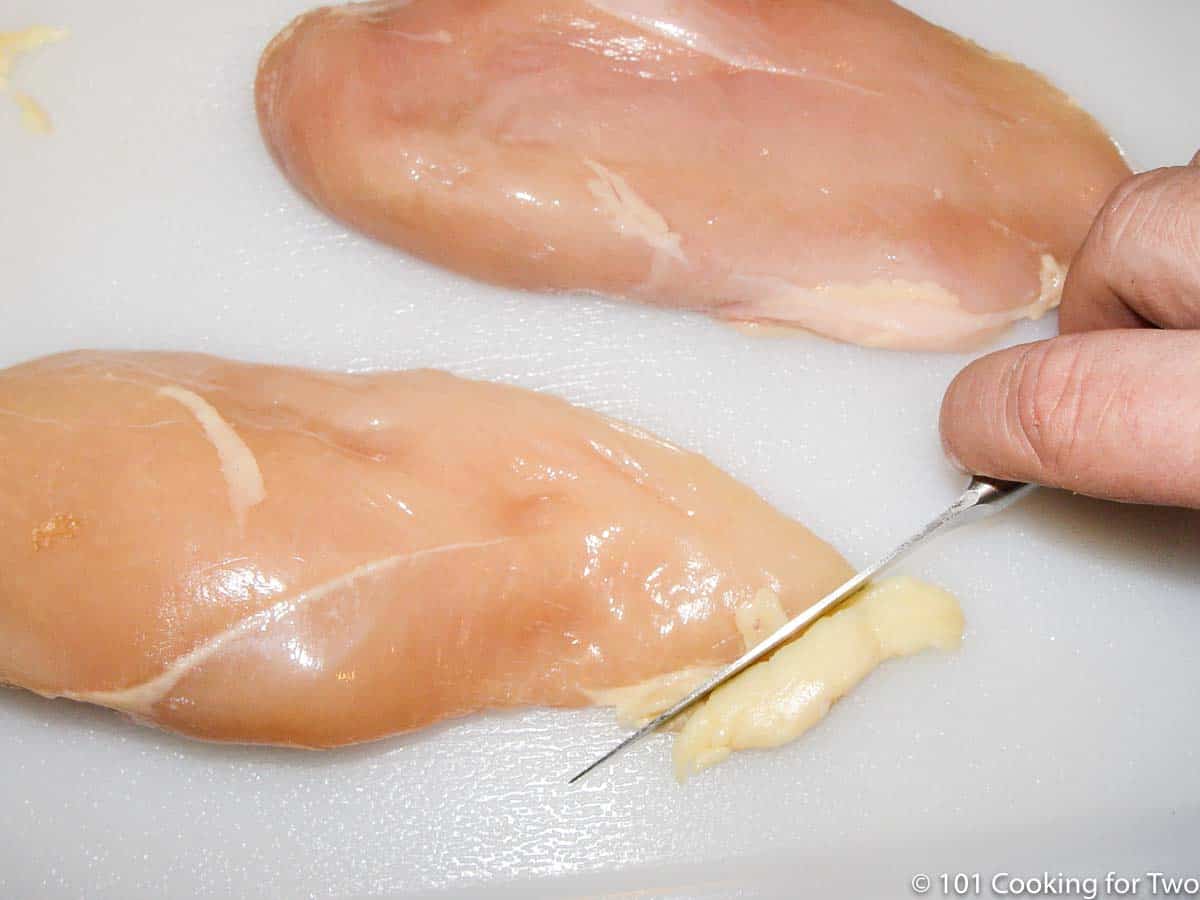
(31, 513, 80, 550)
(502, 491, 571, 532)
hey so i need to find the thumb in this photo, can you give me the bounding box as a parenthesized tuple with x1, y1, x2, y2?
(940, 330, 1200, 508)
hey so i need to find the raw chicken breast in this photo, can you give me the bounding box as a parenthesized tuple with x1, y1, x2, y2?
(255, 0, 1130, 350)
(0, 351, 852, 747)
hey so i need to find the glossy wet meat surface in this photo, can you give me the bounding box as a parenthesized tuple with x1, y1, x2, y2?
(0, 351, 851, 746)
(256, 0, 1130, 349)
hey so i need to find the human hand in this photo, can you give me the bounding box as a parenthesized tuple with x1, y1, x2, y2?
(940, 151, 1200, 507)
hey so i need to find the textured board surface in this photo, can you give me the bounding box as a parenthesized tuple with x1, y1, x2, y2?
(2, 1, 1199, 897)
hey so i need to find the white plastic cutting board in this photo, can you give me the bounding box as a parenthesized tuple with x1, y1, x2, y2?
(3, 2, 1199, 897)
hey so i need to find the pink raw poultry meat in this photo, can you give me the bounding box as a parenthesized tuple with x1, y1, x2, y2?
(0, 351, 851, 746)
(255, 0, 1130, 349)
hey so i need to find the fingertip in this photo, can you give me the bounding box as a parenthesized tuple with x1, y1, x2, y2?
(1058, 173, 1154, 333)
(941, 331, 1200, 508)
(1062, 164, 1200, 332)
(937, 346, 1018, 478)
(939, 336, 1095, 488)
(937, 392, 968, 473)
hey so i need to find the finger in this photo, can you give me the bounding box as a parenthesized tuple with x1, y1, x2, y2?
(940, 329, 1200, 507)
(1059, 163, 1200, 333)
(1192, 148, 1200, 167)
